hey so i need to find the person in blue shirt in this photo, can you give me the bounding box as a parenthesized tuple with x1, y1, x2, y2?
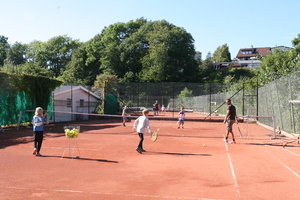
(32, 107, 48, 156)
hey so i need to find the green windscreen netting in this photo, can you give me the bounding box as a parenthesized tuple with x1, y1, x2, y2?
(0, 89, 53, 126)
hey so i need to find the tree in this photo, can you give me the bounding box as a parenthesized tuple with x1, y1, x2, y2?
(5, 42, 27, 65)
(178, 87, 193, 108)
(34, 35, 81, 77)
(213, 44, 231, 62)
(99, 18, 199, 82)
(255, 48, 295, 85)
(58, 39, 101, 85)
(139, 20, 199, 82)
(0, 35, 9, 66)
(292, 33, 300, 55)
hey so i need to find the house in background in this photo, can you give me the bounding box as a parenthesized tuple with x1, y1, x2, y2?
(235, 47, 271, 68)
(213, 46, 291, 69)
(51, 85, 101, 122)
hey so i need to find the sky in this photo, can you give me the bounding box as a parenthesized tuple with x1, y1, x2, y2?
(1, 0, 300, 59)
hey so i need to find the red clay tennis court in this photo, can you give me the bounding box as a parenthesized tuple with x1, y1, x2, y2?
(1, 113, 300, 200)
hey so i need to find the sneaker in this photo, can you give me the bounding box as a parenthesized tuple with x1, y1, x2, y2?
(178, 127, 180, 129)
(182, 127, 184, 129)
(32, 149, 37, 155)
(229, 140, 236, 144)
(222, 138, 228, 143)
(122, 123, 126, 127)
(135, 148, 142, 154)
(35, 152, 42, 156)
(140, 149, 146, 152)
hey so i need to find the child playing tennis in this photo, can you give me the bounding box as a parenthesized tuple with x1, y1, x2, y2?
(32, 107, 49, 156)
(133, 109, 152, 153)
(122, 106, 130, 127)
(177, 107, 185, 129)
(161, 105, 166, 115)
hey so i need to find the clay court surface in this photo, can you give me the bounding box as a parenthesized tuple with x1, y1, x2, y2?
(1, 112, 300, 200)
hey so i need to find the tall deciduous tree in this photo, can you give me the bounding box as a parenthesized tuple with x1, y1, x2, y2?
(0, 35, 9, 66)
(100, 18, 199, 82)
(256, 48, 295, 85)
(59, 41, 101, 85)
(213, 44, 231, 62)
(5, 42, 27, 65)
(34, 35, 81, 77)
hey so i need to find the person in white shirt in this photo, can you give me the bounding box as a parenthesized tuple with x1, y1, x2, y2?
(133, 109, 152, 153)
(177, 107, 185, 129)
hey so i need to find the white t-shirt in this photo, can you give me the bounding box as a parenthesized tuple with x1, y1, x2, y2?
(133, 116, 152, 134)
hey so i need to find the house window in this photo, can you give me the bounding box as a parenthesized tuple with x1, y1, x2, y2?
(67, 98, 72, 107)
(242, 51, 252, 54)
(80, 99, 84, 107)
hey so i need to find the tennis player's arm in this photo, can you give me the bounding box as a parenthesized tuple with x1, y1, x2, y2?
(223, 110, 230, 123)
(133, 118, 139, 129)
(44, 113, 49, 124)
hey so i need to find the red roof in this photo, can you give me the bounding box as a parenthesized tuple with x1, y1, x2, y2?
(236, 47, 271, 58)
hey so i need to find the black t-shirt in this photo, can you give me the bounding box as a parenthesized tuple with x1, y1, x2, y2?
(227, 104, 236, 120)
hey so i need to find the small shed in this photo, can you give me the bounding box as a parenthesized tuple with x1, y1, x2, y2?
(52, 85, 101, 122)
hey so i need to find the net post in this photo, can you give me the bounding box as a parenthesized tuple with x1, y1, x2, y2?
(272, 116, 276, 139)
(17, 110, 23, 130)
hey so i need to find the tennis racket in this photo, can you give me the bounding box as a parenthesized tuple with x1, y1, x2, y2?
(237, 123, 243, 138)
(150, 132, 158, 142)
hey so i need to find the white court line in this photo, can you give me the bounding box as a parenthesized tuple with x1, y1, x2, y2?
(265, 149, 300, 179)
(2, 186, 225, 200)
(263, 144, 300, 156)
(283, 148, 300, 156)
(223, 139, 240, 198)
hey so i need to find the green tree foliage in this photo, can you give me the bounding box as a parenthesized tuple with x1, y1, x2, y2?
(213, 44, 231, 62)
(34, 35, 81, 77)
(5, 42, 27, 65)
(292, 33, 300, 55)
(255, 48, 295, 85)
(93, 74, 118, 97)
(178, 87, 193, 108)
(0, 35, 9, 66)
(58, 42, 101, 85)
(99, 18, 199, 82)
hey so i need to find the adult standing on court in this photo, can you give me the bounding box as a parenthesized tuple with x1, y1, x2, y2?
(32, 107, 49, 156)
(133, 109, 152, 153)
(153, 100, 159, 116)
(223, 99, 238, 144)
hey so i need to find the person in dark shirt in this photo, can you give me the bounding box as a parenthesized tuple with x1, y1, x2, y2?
(223, 99, 238, 144)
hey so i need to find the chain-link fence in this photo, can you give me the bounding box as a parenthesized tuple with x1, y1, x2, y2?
(106, 72, 300, 135)
(107, 82, 229, 116)
(3, 71, 300, 135)
(258, 71, 300, 134)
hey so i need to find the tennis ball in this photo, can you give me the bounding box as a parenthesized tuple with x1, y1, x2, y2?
(157, 128, 160, 131)
(203, 144, 206, 147)
(182, 135, 184, 137)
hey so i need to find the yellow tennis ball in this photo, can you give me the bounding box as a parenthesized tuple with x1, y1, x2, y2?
(182, 135, 184, 137)
(157, 128, 160, 131)
(203, 144, 206, 147)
